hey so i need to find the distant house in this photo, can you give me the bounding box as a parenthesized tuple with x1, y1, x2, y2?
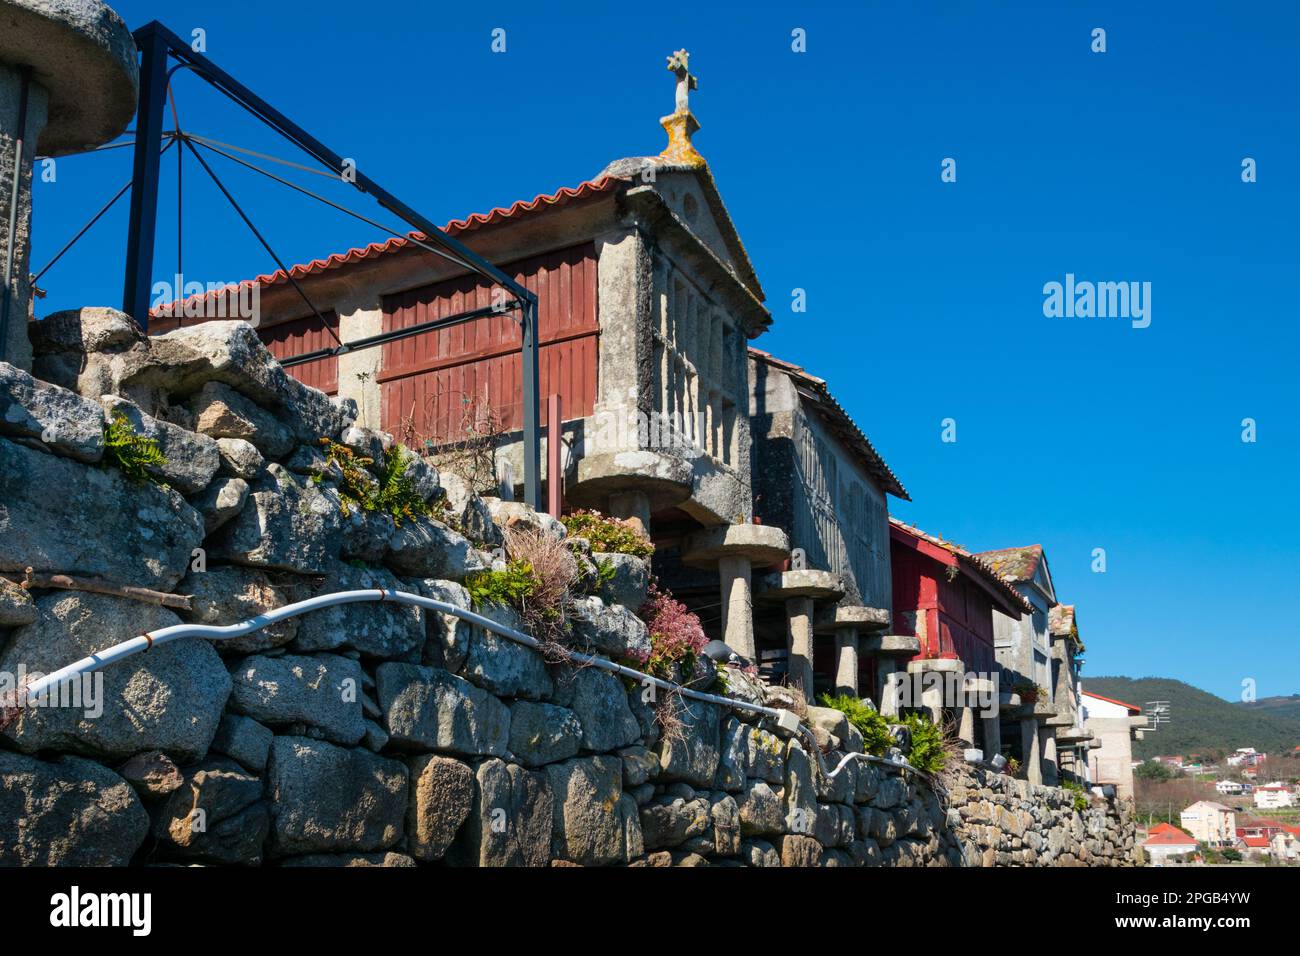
(1253, 784, 1296, 809)
(1269, 827, 1300, 863)
(1237, 819, 1286, 841)
(1226, 748, 1266, 767)
(1215, 780, 1244, 796)
(1142, 825, 1199, 865)
(1237, 834, 1271, 857)
(1180, 801, 1236, 847)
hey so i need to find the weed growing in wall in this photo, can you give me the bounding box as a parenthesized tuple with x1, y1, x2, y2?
(103, 412, 167, 485)
(466, 526, 580, 646)
(897, 712, 947, 774)
(316, 439, 431, 526)
(466, 560, 538, 609)
(1060, 779, 1090, 812)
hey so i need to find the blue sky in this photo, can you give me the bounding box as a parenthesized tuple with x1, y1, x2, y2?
(29, 1, 1299, 701)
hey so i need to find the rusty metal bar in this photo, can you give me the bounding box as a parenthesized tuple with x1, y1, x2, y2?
(547, 393, 563, 518)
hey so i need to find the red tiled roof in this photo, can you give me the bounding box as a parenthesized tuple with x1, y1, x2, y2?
(1240, 836, 1270, 848)
(152, 176, 625, 317)
(1081, 691, 1142, 714)
(889, 518, 1035, 615)
(975, 544, 1044, 583)
(1143, 826, 1197, 847)
(750, 348, 908, 500)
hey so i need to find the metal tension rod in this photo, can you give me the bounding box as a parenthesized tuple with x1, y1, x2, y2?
(182, 136, 342, 347)
(122, 20, 544, 507)
(33, 135, 178, 285)
(280, 302, 521, 369)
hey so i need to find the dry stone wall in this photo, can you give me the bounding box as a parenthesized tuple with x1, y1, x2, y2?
(0, 310, 1135, 866)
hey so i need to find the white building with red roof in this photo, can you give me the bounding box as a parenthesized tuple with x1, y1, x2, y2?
(1081, 690, 1147, 800)
(1142, 825, 1199, 865)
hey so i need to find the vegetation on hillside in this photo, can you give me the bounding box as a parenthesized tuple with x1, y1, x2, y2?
(1240, 694, 1300, 724)
(1086, 676, 1300, 760)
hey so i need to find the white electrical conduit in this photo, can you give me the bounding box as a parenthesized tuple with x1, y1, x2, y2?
(16, 588, 925, 781)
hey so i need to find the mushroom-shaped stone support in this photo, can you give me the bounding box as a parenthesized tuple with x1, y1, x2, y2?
(959, 675, 998, 751)
(1, 0, 138, 368)
(682, 523, 788, 663)
(756, 569, 844, 699)
(861, 633, 920, 717)
(906, 657, 965, 725)
(0, 0, 139, 156)
(808, 603, 891, 701)
(1055, 726, 1093, 745)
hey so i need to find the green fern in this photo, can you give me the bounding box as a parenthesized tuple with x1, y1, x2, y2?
(103, 412, 167, 485)
(317, 438, 431, 526)
(373, 445, 430, 527)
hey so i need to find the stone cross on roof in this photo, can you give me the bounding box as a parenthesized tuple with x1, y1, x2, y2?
(659, 49, 705, 167)
(666, 49, 697, 112)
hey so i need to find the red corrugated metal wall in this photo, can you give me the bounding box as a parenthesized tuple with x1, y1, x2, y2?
(378, 243, 598, 443)
(258, 311, 340, 395)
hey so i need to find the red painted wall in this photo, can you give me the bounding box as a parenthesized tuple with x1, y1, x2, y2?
(890, 535, 996, 673)
(258, 310, 340, 395)
(378, 243, 598, 444)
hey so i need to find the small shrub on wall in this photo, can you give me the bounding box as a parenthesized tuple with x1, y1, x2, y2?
(818, 693, 894, 756)
(639, 583, 706, 680)
(560, 510, 654, 558)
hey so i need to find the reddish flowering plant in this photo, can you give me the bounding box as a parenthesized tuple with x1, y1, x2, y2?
(639, 583, 707, 679)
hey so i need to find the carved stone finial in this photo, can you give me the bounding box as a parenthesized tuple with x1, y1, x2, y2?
(659, 49, 704, 167)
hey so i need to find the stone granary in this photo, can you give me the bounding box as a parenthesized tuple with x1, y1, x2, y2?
(0, 0, 138, 369)
(886, 519, 1035, 756)
(147, 50, 908, 684)
(1045, 603, 1093, 783)
(976, 544, 1063, 785)
(153, 49, 764, 538)
(746, 349, 908, 700)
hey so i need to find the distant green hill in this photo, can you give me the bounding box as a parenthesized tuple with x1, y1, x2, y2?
(1085, 677, 1300, 761)
(1239, 694, 1300, 724)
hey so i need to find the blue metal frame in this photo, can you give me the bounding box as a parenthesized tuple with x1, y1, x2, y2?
(121, 21, 542, 507)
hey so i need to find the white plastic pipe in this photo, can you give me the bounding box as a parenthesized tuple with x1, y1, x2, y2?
(17, 587, 922, 779)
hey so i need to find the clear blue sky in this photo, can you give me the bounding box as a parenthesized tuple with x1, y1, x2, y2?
(29, 0, 1299, 701)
